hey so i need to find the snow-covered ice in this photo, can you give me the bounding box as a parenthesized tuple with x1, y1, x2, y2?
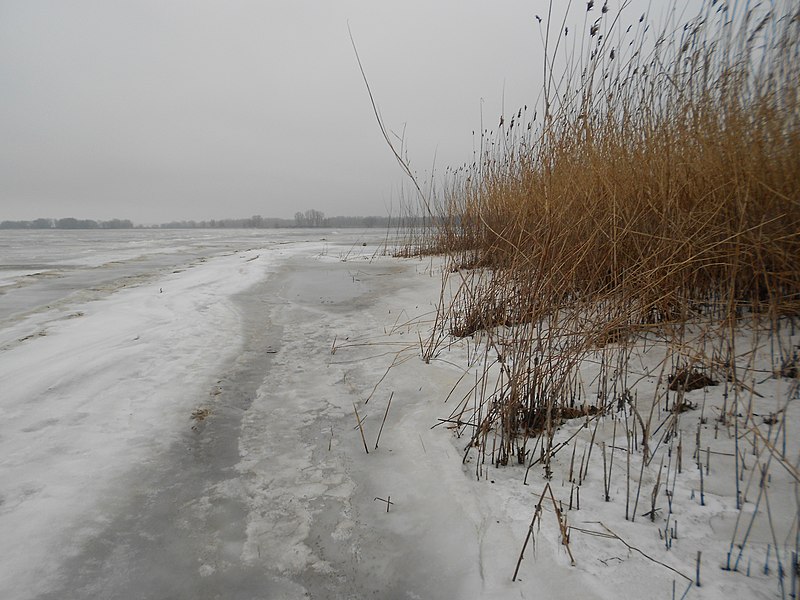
(1, 232, 281, 597)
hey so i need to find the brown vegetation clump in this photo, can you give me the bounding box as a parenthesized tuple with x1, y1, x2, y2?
(401, 1, 800, 476)
(667, 368, 718, 392)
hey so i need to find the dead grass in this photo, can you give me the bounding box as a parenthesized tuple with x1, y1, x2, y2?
(400, 0, 800, 465)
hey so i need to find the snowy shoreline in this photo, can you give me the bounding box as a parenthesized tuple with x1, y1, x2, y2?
(1, 233, 796, 599)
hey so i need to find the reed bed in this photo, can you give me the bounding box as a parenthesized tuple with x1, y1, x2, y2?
(408, 0, 799, 463)
(394, 0, 800, 590)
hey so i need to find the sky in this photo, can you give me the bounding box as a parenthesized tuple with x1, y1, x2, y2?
(0, 0, 705, 224)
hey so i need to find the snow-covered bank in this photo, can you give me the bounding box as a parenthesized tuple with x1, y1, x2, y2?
(232, 249, 611, 598)
(233, 248, 798, 600)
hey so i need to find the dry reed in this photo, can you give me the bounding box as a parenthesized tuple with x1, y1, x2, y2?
(401, 0, 799, 476)
(382, 0, 800, 588)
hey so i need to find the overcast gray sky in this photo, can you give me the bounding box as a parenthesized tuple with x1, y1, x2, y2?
(0, 1, 703, 224)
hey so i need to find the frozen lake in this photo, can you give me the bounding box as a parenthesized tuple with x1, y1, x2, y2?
(0, 228, 378, 323)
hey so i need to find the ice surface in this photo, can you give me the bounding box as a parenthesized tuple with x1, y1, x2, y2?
(0, 237, 279, 597)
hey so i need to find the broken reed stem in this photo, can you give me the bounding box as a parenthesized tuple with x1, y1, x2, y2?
(608, 418, 617, 500)
(585, 416, 602, 481)
(365, 352, 405, 404)
(373, 496, 394, 512)
(696, 551, 702, 587)
(375, 391, 394, 449)
(699, 460, 705, 506)
(632, 444, 648, 523)
(513, 483, 548, 581)
(546, 484, 576, 566)
(598, 522, 692, 583)
(626, 429, 632, 520)
(353, 403, 369, 454)
(651, 457, 664, 522)
(513, 482, 577, 578)
(603, 441, 610, 502)
(569, 438, 577, 483)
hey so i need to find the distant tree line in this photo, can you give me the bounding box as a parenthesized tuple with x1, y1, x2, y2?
(0, 212, 403, 230)
(157, 216, 294, 229)
(156, 212, 393, 229)
(0, 218, 134, 229)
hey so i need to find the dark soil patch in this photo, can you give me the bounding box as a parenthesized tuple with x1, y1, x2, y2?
(667, 368, 718, 392)
(521, 404, 600, 436)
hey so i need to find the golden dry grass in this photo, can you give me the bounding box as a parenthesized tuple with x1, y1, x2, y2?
(406, 0, 800, 472)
